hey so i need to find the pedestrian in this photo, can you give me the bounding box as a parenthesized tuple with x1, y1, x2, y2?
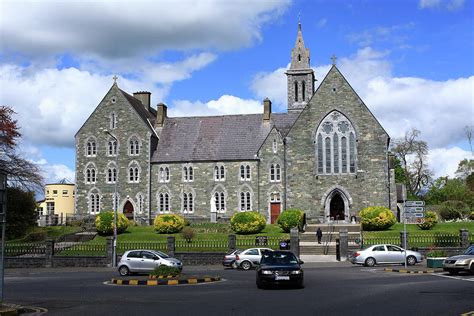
(316, 227, 322, 244)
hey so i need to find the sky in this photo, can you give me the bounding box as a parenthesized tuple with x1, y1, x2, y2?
(0, 0, 473, 192)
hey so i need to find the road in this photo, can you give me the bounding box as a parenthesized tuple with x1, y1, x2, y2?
(4, 263, 474, 316)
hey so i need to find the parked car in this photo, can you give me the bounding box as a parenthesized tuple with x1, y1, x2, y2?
(256, 250, 304, 289)
(349, 244, 422, 267)
(118, 250, 183, 276)
(222, 249, 242, 268)
(235, 247, 273, 270)
(443, 245, 474, 275)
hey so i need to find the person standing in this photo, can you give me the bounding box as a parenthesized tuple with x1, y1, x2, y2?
(316, 227, 323, 244)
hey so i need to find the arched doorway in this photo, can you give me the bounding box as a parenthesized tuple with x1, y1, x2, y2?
(123, 201, 134, 220)
(329, 194, 345, 221)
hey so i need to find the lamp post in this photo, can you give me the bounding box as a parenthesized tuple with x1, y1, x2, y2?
(0, 131, 8, 303)
(104, 130, 119, 267)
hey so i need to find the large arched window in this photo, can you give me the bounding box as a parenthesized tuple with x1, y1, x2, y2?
(212, 191, 226, 213)
(158, 192, 170, 213)
(159, 166, 170, 183)
(107, 138, 118, 156)
(85, 163, 97, 184)
(270, 163, 281, 182)
(106, 163, 117, 184)
(302, 81, 306, 101)
(128, 162, 140, 183)
(128, 136, 140, 156)
(182, 192, 194, 213)
(86, 138, 97, 157)
(294, 81, 298, 102)
(214, 164, 225, 181)
(88, 190, 100, 214)
(315, 111, 357, 174)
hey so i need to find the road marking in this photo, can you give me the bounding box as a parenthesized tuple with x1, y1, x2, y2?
(432, 273, 474, 282)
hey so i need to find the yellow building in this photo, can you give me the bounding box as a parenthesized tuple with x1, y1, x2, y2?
(37, 182, 75, 225)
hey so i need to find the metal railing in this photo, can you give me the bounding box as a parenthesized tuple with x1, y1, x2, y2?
(54, 242, 107, 257)
(5, 243, 46, 256)
(117, 241, 167, 255)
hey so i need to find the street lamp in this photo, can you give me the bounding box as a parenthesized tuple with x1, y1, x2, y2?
(104, 130, 119, 267)
(0, 131, 8, 303)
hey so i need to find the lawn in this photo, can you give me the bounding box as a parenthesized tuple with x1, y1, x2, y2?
(7, 226, 82, 243)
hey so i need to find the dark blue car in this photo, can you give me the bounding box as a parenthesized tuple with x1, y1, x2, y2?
(256, 251, 304, 289)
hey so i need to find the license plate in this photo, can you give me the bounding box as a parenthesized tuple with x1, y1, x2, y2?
(275, 276, 290, 281)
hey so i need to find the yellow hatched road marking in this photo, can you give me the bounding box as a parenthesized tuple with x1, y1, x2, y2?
(129, 280, 138, 285)
(168, 280, 178, 285)
(188, 279, 198, 284)
(116, 280, 123, 285)
(147, 280, 158, 286)
(204, 277, 211, 282)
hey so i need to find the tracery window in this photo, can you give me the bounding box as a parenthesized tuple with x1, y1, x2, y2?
(239, 191, 251, 211)
(107, 139, 118, 156)
(86, 139, 97, 157)
(214, 165, 225, 181)
(85, 164, 97, 184)
(270, 163, 281, 182)
(128, 163, 140, 183)
(212, 191, 226, 213)
(129, 137, 140, 156)
(183, 165, 193, 182)
(158, 192, 170, 213)
(159, 166, 170, 183)
(315, 111, 357, 174)
(182, 192, 194, 213)
(88, 192, 100, 214)
(240, 164, 251, 181)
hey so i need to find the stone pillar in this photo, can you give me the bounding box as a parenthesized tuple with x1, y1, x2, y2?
(167, 236, 175, 257)
(45, 239, 54, 268)
(339, 229, 348, 261)
(290, 228, 300, 258)
(460, 229, 469, 248)
(400, 231, 409, 249)
(228, 234, 236, 252)
(106, 236, 114, 267)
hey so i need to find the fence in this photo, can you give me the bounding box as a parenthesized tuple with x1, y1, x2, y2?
(117, 241, 167, 254)
(5, 242, 46, 257)
(363, 232, 470, 248)
(54, 242, 107, 257)
(236, 236, 284, 249)
(175, 239, 227, 252)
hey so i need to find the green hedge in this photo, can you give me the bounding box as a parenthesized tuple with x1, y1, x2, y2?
(230, 211, 266, 234)
(154, 214, 185, 234)
(95, 211, 130, 236)
(359, 206, 396, 231)
(276, 209, 305, 233)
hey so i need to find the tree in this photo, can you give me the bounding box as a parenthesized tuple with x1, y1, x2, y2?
(392, 128, 432, 196)
(455, 158, 474, 180)
(0, 106, 43, 191)
(6, 187, 37, 239)
(425, 177, 473, 207)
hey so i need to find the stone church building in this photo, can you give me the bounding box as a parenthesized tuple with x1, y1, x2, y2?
(75, 23, 396, 224)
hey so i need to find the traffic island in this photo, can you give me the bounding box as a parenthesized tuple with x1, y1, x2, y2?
(110, 276, 221, 286)
(384, 268, 440, 274)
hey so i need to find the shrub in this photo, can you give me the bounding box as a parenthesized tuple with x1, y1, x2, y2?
(426, 249, 447, 258)
(181, 226, 195, 243)
(277, 209, 306, 233)
(470, 211, 474, 220)
(439, 200, 469, 221)
(230, 211, 266, 234)
(150, 265, 181, 278)
(359, 206, 396, 231)
(95, 211, 130, 236)
(417, 211, 438, 230)
(24, 231, 47, 242)
(154, 214, 185, 234)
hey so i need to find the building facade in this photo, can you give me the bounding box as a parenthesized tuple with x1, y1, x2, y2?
(75, 23, 396, 224)
(37, 182, 75, 225)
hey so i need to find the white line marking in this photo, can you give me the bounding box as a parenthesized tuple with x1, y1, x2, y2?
(432, 274, 474, 282)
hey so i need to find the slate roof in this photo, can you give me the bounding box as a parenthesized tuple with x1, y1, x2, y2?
(120, 89, 156, 127)
(152, 112, 299, 163)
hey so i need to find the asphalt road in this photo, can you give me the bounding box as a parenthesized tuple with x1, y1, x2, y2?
(4, 263, 474, 316)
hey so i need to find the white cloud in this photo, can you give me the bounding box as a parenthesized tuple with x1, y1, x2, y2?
(1, 0, 290, 61)
(427, 147, 472, 178)
(419, 0, 465, 10)
(251, 66, 289, 110)
(316, 18, 327, 28)
(169, 95, 262, 117)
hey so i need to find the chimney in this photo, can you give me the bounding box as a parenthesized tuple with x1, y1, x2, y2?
(156, 103, 167, 127)
(133, 91, 151, 111)
(263, 98, 272, 122)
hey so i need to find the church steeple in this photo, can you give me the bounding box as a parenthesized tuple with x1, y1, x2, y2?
(286, 22, 315, 112)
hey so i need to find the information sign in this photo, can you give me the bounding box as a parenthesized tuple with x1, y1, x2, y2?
(405, 201, 425, 207)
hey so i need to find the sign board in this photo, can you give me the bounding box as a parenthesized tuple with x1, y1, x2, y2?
(405, 200, 425, 207)
(405, 217, 425, 224)
(404, 206, 425, 213)
(255, 236, 268, 246)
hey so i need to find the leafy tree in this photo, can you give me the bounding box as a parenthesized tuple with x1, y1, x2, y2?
(6, 187, 37, 239)
(393, 156, 407, 184)
(425, 177, 473, 208)
(455, 158, 473, 179)
(392, 129, 432, 196)
(0, 106, 43, 191)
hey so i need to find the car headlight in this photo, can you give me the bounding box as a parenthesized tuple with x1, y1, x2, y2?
(456, 260, 469, 265)
(290, 270, 302, 275)
(261, 270, 273, 275)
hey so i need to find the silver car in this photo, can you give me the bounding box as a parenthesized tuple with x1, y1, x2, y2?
(235, 247, 273, 270)
(443, 245, 474, 275)
(350, 244, 423, 267)
(118, 249, 183, 276)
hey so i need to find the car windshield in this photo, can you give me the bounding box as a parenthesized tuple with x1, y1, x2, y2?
(464, 246, 474, 255)
(152, 250, 170, 259)
(227, 249, 242, 255)
(261, 252, 298, 265)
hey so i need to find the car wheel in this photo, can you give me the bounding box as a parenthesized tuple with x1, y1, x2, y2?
(406, 255, 416, 266)
(118, 265, 130, 276)
(448, 269, 459, 275)
(364, 257, 376, 267)
(256, 279, 265, 289)
(470, 263, 474, 275)
(296, 280, 304, 289)
(240, 261, 252, 270)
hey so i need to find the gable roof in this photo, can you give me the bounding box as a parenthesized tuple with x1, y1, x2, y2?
(119, 89, 157, 132)
(151, 112, 299, 163)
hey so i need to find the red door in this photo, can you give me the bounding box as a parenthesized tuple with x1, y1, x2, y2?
(123, 201, 134, 220)
(270, 203, 281, 224)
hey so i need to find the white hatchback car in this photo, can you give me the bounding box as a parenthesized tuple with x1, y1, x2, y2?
(118, 249, 183, 276)
(235, 247, 273, 270)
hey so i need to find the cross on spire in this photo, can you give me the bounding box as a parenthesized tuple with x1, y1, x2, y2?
(331, 54, 337, 66)
(112, 75, 118, 84)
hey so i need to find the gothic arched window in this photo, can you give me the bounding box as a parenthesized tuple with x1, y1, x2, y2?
(302, 81, 306, 100)
(315, 111, 357, 175)
(294, 81, 298, 102)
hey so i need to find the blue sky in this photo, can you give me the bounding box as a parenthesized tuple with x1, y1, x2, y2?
(0, 0, 473, 192)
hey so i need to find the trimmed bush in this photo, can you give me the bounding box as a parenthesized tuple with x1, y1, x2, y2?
(95, 211, 130, 236)
(150, 265, 181, 277)
(230, 211, 266, 234)
(181, 226, 195, 243)
(277, 209, 306, 233)
(154, 214, 185, 234)
(417, 211, 438, 230)
(359, 206, 396, 231)
(439, 200, 469, 221)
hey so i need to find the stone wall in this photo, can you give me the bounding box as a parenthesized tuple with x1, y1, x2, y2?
(174, 252, 226, 265)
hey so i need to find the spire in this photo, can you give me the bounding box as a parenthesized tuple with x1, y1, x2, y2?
(290, 21, 310, 70)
